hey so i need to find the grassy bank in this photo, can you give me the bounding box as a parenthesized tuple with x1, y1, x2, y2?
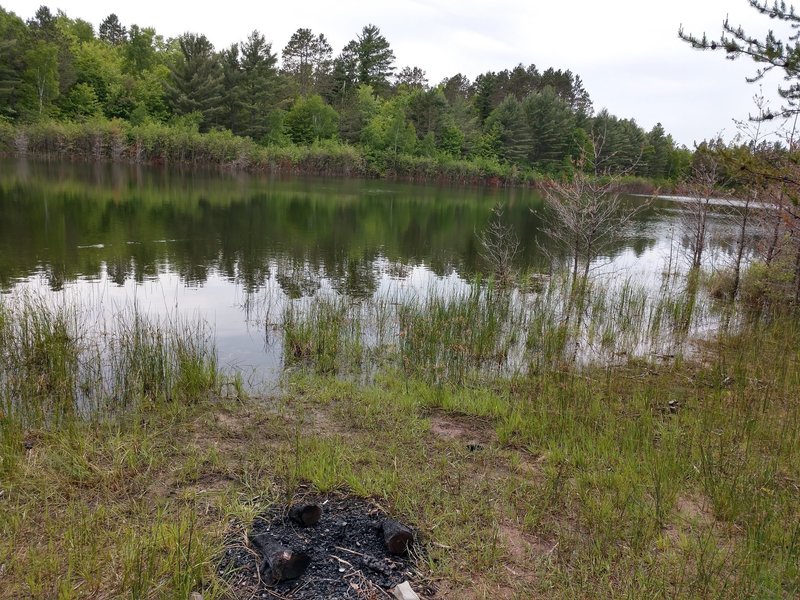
(1, 283, 798, 598)
(0, 120, 667, 190)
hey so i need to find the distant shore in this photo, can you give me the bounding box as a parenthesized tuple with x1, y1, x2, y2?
(0, 120, 663, 193)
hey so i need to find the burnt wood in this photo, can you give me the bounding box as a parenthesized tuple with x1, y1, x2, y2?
(249, 533, 311, 582)
(382, 519, 413, 555)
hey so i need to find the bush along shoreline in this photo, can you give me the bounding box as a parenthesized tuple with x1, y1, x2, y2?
(0, 119, 664, 191)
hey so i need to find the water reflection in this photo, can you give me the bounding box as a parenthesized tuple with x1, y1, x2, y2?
(0, 158, 750, 386)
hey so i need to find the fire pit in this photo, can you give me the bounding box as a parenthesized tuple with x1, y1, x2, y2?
(218, 492, 429, 599)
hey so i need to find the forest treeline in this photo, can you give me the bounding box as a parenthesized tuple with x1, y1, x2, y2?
(0, 5, 693, 182)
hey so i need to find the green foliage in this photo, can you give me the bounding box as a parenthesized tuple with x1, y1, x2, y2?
(522, 86, 577, 172)
(23, 40, 60, 116)
(98, 13, 126, 46)
(0, 8, 26, 119)
(166, 33, 223, 131)
(124, 25, 157, 75)
(485, 95, 530, 166)
(234, 30, 282, 141)
(0, 6, 689, 182)
(60, 81, 101, 121)
(345, 24, 395, 95)
(284, 94, 339, 144)
(395, 65, 427, 91)
(361, 95, 417, 159)
(281, 28, 333, 97)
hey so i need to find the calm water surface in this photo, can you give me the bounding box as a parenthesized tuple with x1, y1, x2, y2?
(0, 159, 744, 387)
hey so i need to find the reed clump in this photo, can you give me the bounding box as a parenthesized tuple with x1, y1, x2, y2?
(0, 293, 218, 429)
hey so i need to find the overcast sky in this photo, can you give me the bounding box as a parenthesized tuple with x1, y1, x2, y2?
(3, 0, 796, 146)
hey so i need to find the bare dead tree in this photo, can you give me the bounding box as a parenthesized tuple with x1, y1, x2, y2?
(538, 131, 652, 290)
(677, 155, 723, 272)
(476, 205, 520, 286)
(727, 93, 785, 298)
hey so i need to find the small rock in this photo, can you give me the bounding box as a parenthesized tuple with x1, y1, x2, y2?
(391, 581, 420, 600)
(189, 593, 203, 600)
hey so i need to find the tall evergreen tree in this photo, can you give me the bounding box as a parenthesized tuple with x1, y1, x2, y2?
(485, 95, 531, 166)
(441, 73, 472, 104)
(281, 28, 332, 97)
(220, 43, 243, 132)
(506, 63, 539, 99)
(166, 33, 224, 130)
(26, 6, 57, 41)
(352, 24, 395, 94)
(329, 42, 359, 108)
(474, 72, 501, 124)
(236, 30, 280, 140)
(522, 87, 577, 172)
(395, 66, 427, 90)
(643, 123, 671, 179)
(98, 13, 126, 45)
(407, 87, 447, 140)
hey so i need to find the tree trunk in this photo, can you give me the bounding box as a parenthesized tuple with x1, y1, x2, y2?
(765, 191, 784, 266)
(732, 200, 751, 299)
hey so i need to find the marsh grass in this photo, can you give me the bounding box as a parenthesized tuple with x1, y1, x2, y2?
(276, 313, 800, 598)
(1, 278, 798, 598)
(0, 293, 219, 483)
(275, 273, 713, 383)
(282, 295, 362, 374)
(0, 294, 218, 425)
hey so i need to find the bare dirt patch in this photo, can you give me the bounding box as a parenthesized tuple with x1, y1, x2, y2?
(675, 494, 714, 525)
(428, 412, 495, 447)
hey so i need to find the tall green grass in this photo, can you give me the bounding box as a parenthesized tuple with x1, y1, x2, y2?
(275, 274, 711, 383)
(0, 293, 218, 475)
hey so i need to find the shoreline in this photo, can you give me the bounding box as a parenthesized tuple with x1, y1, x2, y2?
(0, 121, 664, 194)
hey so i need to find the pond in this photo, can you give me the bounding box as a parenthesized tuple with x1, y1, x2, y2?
(0, 158, 749, 388)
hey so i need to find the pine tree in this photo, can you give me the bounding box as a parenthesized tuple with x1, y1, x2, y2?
(281, 28, 332, 97)
(353, 24, 395, 94)
(485, 95, 531, 166)
(680, 2, 800, 118)
(166, 33, 224, 130)
(237, 30, 280, 140)
(522, 87, 577, 172)
(98, 13, 127, 45)
(329, 42, 359, 107)
(395, 66, 427, 90)
(220, 43, 243, 132)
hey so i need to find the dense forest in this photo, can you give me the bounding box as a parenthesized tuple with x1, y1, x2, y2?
(0, 5, 693, 181)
